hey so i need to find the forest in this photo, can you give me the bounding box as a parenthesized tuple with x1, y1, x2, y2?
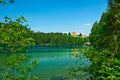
(85, 0, 120, 79)
(32, 32, 87, 47)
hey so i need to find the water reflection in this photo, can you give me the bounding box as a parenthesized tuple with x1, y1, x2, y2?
(71, 48, 79, 58)
(26, 47, 91, 80)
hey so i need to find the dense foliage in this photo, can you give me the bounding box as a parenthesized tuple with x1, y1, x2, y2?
(0, 0, 40, 79)
(0, 16, 35, 53)
(0, 0, 14, 5)
(0, 16, 39, 80)
(33, 32, 88, 47)
(88, 0, 120, 79)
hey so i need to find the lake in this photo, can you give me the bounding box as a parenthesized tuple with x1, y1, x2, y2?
(0, 47, 91, 80)
(26, 47, 91, 80)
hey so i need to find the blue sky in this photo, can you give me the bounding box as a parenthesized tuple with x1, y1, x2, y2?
(0, 0, 107, 35)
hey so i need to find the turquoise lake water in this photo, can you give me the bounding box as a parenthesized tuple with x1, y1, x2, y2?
(26, 47, 92, 80)
(0, 47, 92, 80)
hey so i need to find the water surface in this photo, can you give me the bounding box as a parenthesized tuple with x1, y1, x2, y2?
(26, 47, 91, 79)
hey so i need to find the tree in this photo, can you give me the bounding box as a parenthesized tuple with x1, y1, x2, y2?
(0, 0, 14, 5)
(87, 0, 120, 79)
(89, 0, 120, 52)
(0, 16, 35, 53)
(0, 16, 39, 80)
(89, 21, 99, 47)
(0, 0, 39, 79)
(32, 32, 87, 47)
